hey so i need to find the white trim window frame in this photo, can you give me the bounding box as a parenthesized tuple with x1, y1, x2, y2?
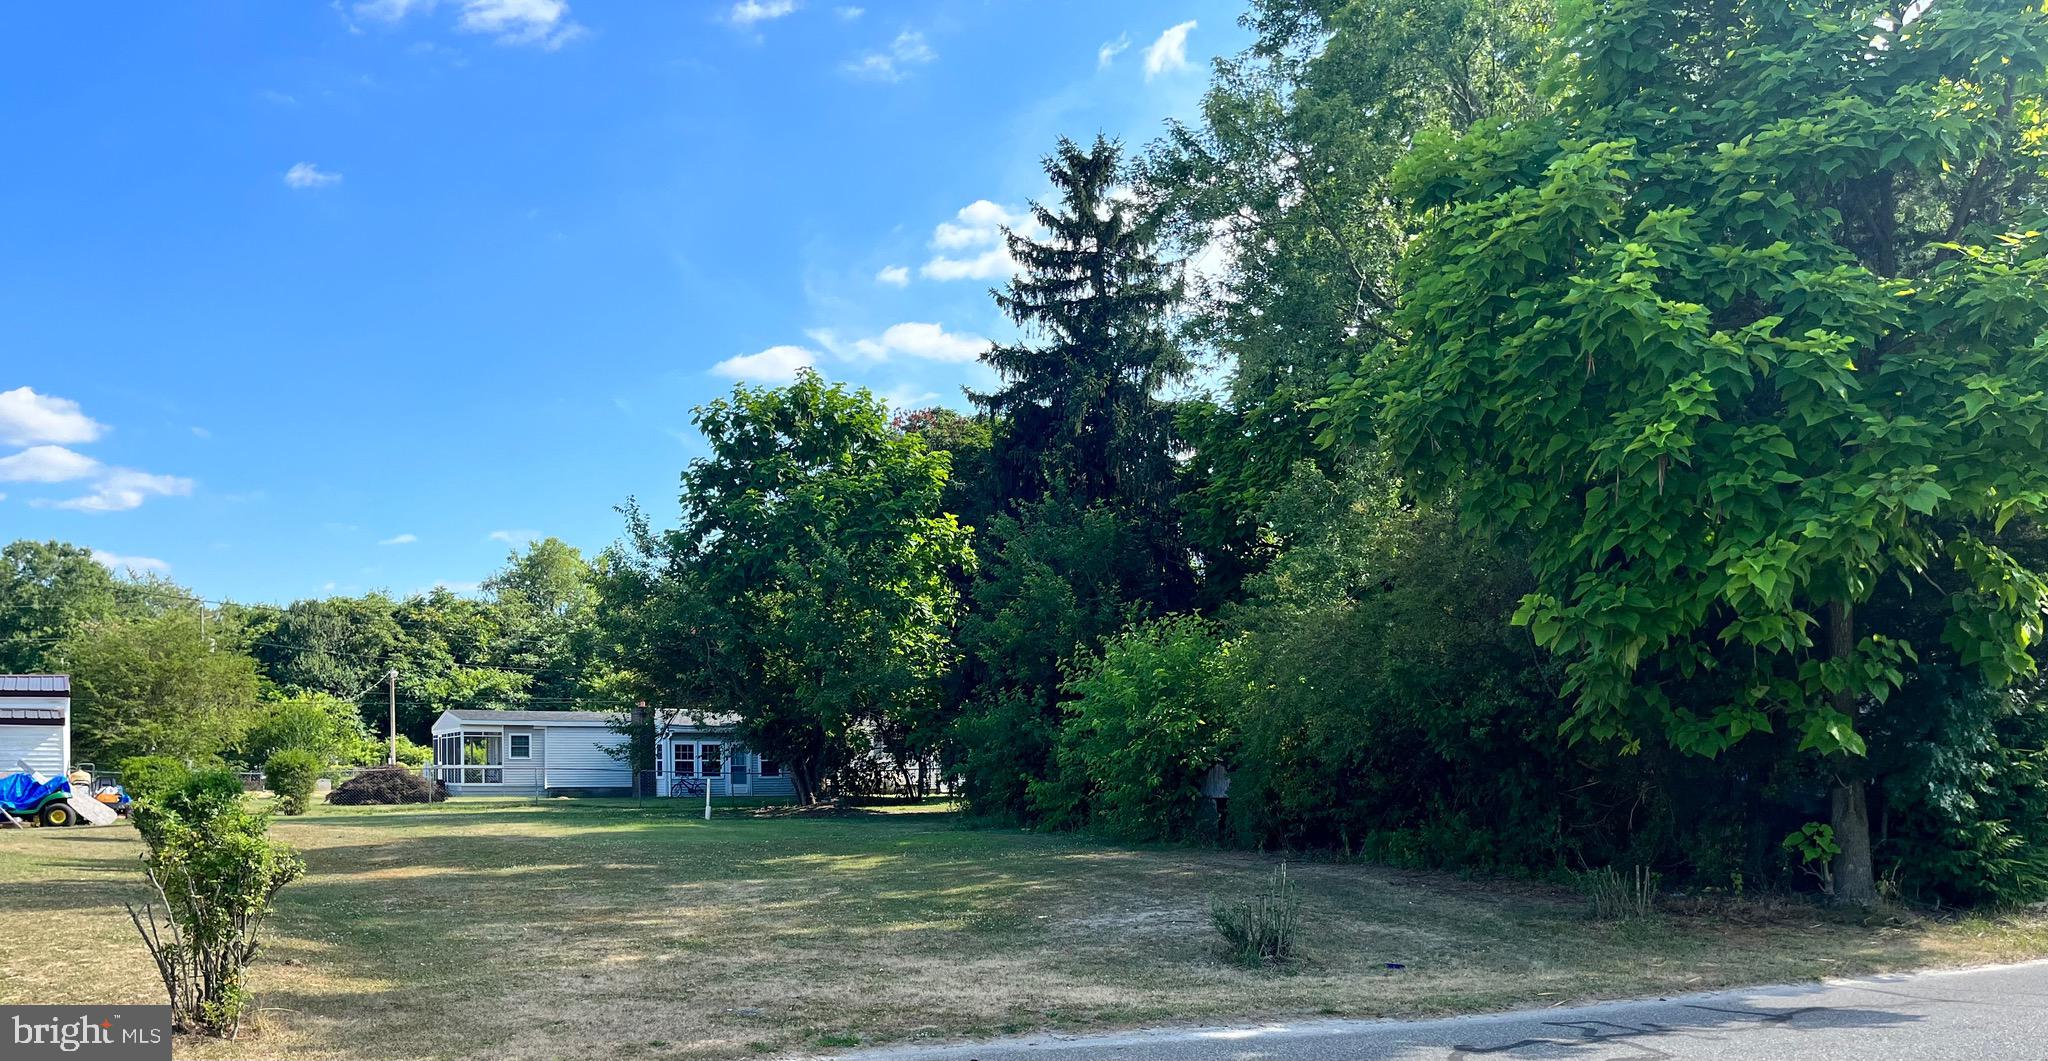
(508, 733, 532, 760)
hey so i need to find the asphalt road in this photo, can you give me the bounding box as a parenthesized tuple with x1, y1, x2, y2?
(822, 960, 2048, 1061)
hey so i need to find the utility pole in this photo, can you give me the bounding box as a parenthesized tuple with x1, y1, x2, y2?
(387, 669, 400, 765)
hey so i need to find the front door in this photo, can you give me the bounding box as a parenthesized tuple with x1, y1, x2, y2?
(728, 748, 750, 795)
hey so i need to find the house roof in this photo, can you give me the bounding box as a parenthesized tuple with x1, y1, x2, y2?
(0, 706, 64, 723)
(0, 675, 69, 697)
(442, 709, 626, 726)
(438, 708, 738, 729)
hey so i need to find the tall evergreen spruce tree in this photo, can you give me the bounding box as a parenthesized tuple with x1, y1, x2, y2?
(975, 136, 1192, 524)
(953, 137, 1198, 820)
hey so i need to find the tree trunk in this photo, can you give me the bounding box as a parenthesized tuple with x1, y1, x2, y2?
(791, 761, 820, 805)
(1827, 599, 1878, 904)
(1830, 779, 1876, 903)
(630, 703, 652, 799)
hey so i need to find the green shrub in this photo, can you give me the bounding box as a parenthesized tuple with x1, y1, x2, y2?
(262, 750, 321, 816)
(127, 769, 304, 1037)
(1576, 865, 1659, 922)
(145, 768, 249, 822)
(243, 693, 378, 767)
(1222, 464, 1590, 869)
(1211, 864, 1304, 967)
(951, 690, 1057, 825)
(391, 734, 432, 768)
(1033, 616, 1238, 839)
(118, 755, 191, 803)
(951, 498, 1160, 823)
(1875, 673, 2048, 907)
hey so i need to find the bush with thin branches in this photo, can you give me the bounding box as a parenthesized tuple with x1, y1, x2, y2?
(127, 770, 304, 1038)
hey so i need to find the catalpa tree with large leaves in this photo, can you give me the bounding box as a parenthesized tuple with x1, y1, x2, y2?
(1382, 0, 2048, 901)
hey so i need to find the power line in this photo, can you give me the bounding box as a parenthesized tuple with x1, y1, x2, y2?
(338, 674, 392, 702)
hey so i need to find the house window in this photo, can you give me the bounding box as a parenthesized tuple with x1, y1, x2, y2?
(508, 734, 531, 759)
(699, 742, 722, 778)
(760, 757, 781, 777)
(673, 742, 694, 776)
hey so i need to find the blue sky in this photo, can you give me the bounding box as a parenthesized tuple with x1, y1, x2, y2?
(0, 0, 1247, 604)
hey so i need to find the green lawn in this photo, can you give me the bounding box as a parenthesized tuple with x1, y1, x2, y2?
(3, 798, 2045, 1060)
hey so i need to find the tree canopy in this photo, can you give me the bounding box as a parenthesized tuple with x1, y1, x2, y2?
(605, 372, 973, 803)
(1379, 0, 2048, 900)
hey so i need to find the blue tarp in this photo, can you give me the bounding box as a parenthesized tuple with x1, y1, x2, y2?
(0, 772, 70, 814)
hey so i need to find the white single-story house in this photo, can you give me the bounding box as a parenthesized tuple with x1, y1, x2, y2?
(0, 675, 70, 779)
(426, 708, 796, 799)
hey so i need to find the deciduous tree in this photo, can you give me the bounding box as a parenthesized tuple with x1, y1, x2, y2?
(1381, 0, 2048, 901)
(612, 373, 973, 803)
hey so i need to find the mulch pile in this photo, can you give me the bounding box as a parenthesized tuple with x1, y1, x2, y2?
(325, 766, 448, 805)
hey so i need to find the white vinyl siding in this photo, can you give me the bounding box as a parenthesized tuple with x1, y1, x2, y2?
(427, 713, 632, 793)
(0, 722, 65, 779)
(747, 764, 796, 797)
(537, 727, 629, 790)
(0, 694, 68, 779)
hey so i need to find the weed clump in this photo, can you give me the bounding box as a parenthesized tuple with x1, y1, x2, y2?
(1212, 863, 1304, 966)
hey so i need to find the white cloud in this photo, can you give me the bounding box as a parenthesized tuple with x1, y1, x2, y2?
(835, 5, 864, 19)
(712, 344, 818, 382)
(844, 31, 935, 81)
(88, 549, 170, 575)
(879, 384, 941, 410)
(379, 532, 419, 545)
(40, 469, 195, 513)
(806, 322, 989, 365)
(803, 329, 851, 357)
(1143, 20, 1196, 80)
(1098, 34, 1130, 69)
(0, 387, 105, 446)
(875, 265, 911, 287)
(353, 0, 430, 21)
(458, 0, 585, 48)
(729, 0, 796, 25)
(920, 200, 1036, 281)
(931, 199, 1028, 249)
(284, 162, 343, 189)
(0, 445, 101, 483)
(487, 529, 540, 545)
(872, 321, 991, 364)
(922, 245, 1019, 282)
(353, 0, 583, 49)
(0, 390, 191, 511)
(190, 426, 212, 439)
